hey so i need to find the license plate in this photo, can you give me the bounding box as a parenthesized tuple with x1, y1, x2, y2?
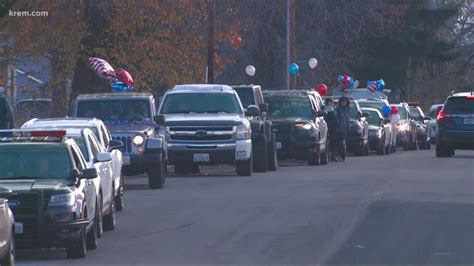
(15, 222, 23, 234)
(276, 142, 282, 150)
(464, 118, 474, 125)
(122, 156, 130, 165)
(193, 153, 209, 162)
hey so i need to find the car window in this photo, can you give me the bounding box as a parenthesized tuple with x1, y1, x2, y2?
(88, 135, 99, 159)
(100, 125, 110, 148)
(161, 93, 243, 114)
(0, 143, 72, 179)
(409, 107, 423, 121)
(444, 97, 474, 114)
(427, 106, 442, 118)
(398, 106, 408, 119)
(366, 111, 382, 126)
(70, 144, 86, 171)
(234, 88, 255, 108)
(77, 99, 153, 124)
(72, 136, 89, 161)
(266, 96, 313, 119)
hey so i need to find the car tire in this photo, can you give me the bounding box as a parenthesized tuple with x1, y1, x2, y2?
(103, 186, 116, 231)
(320, 140, 329, 165)
(66, 223, 87, 259)
(236, 155, 252, 176)
(0, 229, 15, 266)
(115, 175, 125, 212)
(364, 143, 369, 156)
(148, 158, 165, 189)
(87, 201, 99, 250)
(436, 145, 454, 157)
(376, 141, 385, 155)
(307, 147, 321, 165)
(267, 133, 278, 171)
(253, 134, 268, 173)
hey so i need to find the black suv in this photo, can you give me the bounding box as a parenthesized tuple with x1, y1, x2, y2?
(263, 90, 329, 165)
(0, 130, 101, 259)
(233, 85, 278, 172)
(436, 92, 474, 157)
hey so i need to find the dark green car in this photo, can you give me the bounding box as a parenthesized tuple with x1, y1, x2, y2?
(0, 130, 101, 259)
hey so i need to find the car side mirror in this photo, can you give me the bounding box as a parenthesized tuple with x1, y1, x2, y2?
(0, 187, 14, 199)
(245, 105, 261, 117)
(81, 168, 98, 180)
(315, 110, 327, 118)
(108, 139, 123, 151)
(70, 168, 81, 179)
(96, 152, 112, 163)
(383, 118, 391, 124)
(361, 112, 370, 118)
(259, 103, 268, 112)
(154, 114, 166, 125)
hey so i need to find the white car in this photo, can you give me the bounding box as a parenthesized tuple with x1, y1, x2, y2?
(0, 187, 15, 266)
(426, 104, 443, 144)
(21, 117, 124, 211)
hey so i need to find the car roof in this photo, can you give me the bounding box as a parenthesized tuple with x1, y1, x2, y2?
(451, 91, 474, 97)
(232, 85, 261, 89)
(263, 90, 313, 97)
(77, 92, 153, 100)
(169, 84, 235, 94)
(22, 117, 104, 129)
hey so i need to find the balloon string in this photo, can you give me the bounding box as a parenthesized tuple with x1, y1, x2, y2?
(297, 74, 313, 90)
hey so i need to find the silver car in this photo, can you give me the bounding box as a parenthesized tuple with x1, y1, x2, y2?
(426, 104, 443, 144)
(0, 187, 15, 266)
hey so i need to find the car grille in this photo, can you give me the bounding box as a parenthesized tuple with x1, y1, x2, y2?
(112, 135, 132, 154)
(9, 192, 47, 243)
(169, 126, 234, 142)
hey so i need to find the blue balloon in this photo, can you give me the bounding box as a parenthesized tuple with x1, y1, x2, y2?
(381, 105, 391, 117)
(349, 77, 354, 87)
(377, 79, 385, 91)
(338, 75, 344, 81)
(112, 81, 132, 92)
(289, 63, 299, 75)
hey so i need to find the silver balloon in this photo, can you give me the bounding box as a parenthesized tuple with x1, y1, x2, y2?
(245, 65, 256, 77)
(309, 58, 318, 69)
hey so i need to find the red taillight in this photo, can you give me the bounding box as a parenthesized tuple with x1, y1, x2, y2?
(31, 130, 67, 138)
(437, 109, 446, 120)
(467, 95, 474, 99)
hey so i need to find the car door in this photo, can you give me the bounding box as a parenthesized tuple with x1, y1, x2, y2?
(101, 124, 122, 192)
(88, 133, 113, 209)
(70, 144, 96, 223)
(0, 198, 11, 256)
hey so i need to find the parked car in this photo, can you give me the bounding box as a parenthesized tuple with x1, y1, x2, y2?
(158, 84, 253, 176)
(436, 92, 474, 157)
(361, 108, 392, 155)
(0, 130, 102, 259)
(0, 187, 15, 266)
(426, 104, 443, 144)
(69, 93, 166, 189)
(263, 90, 329, 165)
(21, 117, 125, 211)
(357, 98, 396, 153)
(408, 104, 431, 149)
(393, 103, 418, 150)
(232, 85, 278, 172)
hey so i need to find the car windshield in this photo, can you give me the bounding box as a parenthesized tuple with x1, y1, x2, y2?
(444, 97, 474, 114)
(266, 96, 313, 119)
(77, 100, 152, 124)
(349, 104, 359, 119)
(409, 107, 423, 121)
(366, 111, 381, 126)
(427, 106, 442, 118)
(398, 106, 408, 119)
(359, 101, 387, 114)
(234, 88, 254, 109)
(161, 93, 242, 114)
(72, 137, 89, 161)
(0, 143, 72, 180)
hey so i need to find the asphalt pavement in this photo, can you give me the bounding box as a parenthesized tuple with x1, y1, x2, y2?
(17, 148, 474, 265)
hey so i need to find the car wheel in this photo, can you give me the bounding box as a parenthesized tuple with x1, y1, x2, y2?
(66, 221, 87, 258)
(267, 133, 278, 171)
(115, 175, 125, 212)
(384, 139, 391, 154)
(436, 145, 454, 157)
(148, 159, 165, 189)
(0, 229, 15, 266)
(103, 186, 116, 231)
(364, 143, 369, 156)
(236, 155, 252, 176)
(320, 140, 329, 165)
(87, 201, 99, 250)
(307, 147, 321, 165)
(252, 134, 268, 173)
(376, 140, 385, 155)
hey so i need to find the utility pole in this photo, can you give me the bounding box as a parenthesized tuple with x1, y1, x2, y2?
(286, 0, 296, 90)
(207, 0, 216, 84)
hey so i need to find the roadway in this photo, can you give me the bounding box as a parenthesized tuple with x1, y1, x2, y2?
(18, 149, 474, 265)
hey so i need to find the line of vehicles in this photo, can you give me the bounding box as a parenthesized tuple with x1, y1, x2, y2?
(0, 84, 472, 264)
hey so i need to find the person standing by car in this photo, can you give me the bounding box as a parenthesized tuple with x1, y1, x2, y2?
(0, 88, 14, 129)
(335, 96, 350, 161)
(324, 98, 340, 161)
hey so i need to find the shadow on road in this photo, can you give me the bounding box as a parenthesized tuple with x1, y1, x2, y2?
(327, 200, 474, 265)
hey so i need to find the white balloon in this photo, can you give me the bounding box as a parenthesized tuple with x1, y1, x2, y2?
(309, 58, 318, 69)
(245, 65, 256, 77)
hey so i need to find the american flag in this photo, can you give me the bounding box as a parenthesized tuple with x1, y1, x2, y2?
(367, 80, 377, 93)
(88, 57, 116, 80)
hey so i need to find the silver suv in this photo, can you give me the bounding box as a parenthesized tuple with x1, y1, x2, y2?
(158, 84, 254, 176)
(0, 187, 15, 266)
(70, 93, 166, 189)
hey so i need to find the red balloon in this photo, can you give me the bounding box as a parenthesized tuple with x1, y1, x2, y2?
(342, 75, 351, 88)
(391, 106, 399, 115)
(116, 68, 134, 86)
(233, 35, 242, 48)
(316, 84, 328, 96)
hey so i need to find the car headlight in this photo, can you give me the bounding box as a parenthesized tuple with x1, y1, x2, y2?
(294, 123, 312, 130)
(236, 125, 251, 140)
(132, 134, 145, 146)
(398, 123, 409, 131)
(49, 193, 75, 207)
